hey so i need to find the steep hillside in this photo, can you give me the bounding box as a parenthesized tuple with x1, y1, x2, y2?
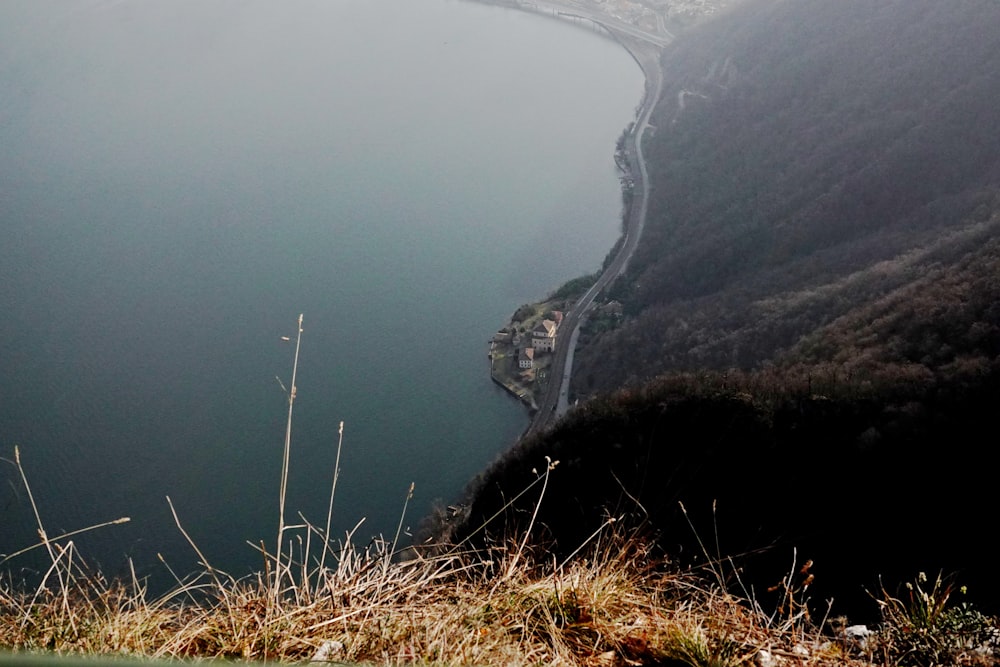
(572, 0, 1000, 395)
(439, 364, 999, 622)
(429, 0, 1000, 624)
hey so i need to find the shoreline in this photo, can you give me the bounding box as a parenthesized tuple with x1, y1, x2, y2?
(472, 0, 668, 434)
(490, 362, 538, 412)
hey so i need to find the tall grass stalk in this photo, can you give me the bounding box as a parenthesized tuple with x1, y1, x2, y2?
(385, 482, 415, 576)
(500, 456, 557, 583)
(0, 516, 130, 567)
(318, 420, 345, 576)
(274, 313, 304, 597)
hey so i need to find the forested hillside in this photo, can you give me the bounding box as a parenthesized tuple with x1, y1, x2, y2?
(438, 366, 998, 621)
(429, 0, 1000, 623)
(572, 0, 1000, 395)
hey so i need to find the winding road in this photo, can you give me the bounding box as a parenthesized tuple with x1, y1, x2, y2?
(521, 14, 667, 437)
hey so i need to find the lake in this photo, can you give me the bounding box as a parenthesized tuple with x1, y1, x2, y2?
(0, 0, 643, 582)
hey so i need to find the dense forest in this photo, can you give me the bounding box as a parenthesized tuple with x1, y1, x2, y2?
(424, 0, 1000, 623)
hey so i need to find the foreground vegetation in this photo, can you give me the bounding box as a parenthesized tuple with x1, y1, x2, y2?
(4, 469, 998, 666)
(0, 509, 842, 664)
(3, 431, 999, 665)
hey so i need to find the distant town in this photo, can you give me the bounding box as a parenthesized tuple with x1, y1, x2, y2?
(585, 0, 737, 30)
(490, 0, 738, 33)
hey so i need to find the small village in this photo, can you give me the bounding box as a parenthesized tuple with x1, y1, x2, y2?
(488, 303, 565, 410)
(488, 296, 624, 411)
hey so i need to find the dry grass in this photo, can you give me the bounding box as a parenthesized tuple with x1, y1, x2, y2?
(0, 521, 877, 666)
(0, 444, 887, 667)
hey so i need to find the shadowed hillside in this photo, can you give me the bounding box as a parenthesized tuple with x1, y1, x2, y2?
(437, 363, 999, 623)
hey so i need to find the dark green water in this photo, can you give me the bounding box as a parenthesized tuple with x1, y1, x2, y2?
(0, 0, 643, 581)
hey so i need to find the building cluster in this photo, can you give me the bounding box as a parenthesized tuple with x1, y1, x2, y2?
(517, 311, 563, 370)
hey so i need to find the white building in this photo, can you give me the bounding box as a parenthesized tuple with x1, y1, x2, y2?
(531, 319, 557, 352)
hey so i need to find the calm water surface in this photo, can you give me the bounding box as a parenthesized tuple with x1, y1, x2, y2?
(0, 0, 642, 580)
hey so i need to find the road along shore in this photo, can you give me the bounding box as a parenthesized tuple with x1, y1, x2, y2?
(471, 0, 669, 437)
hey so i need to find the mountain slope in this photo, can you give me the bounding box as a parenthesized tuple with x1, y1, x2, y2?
(430, 0, 1000, 623)
(572, 0, 1000, 395)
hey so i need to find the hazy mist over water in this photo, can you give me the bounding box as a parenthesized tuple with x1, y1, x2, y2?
(0, 0, 643, 581)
